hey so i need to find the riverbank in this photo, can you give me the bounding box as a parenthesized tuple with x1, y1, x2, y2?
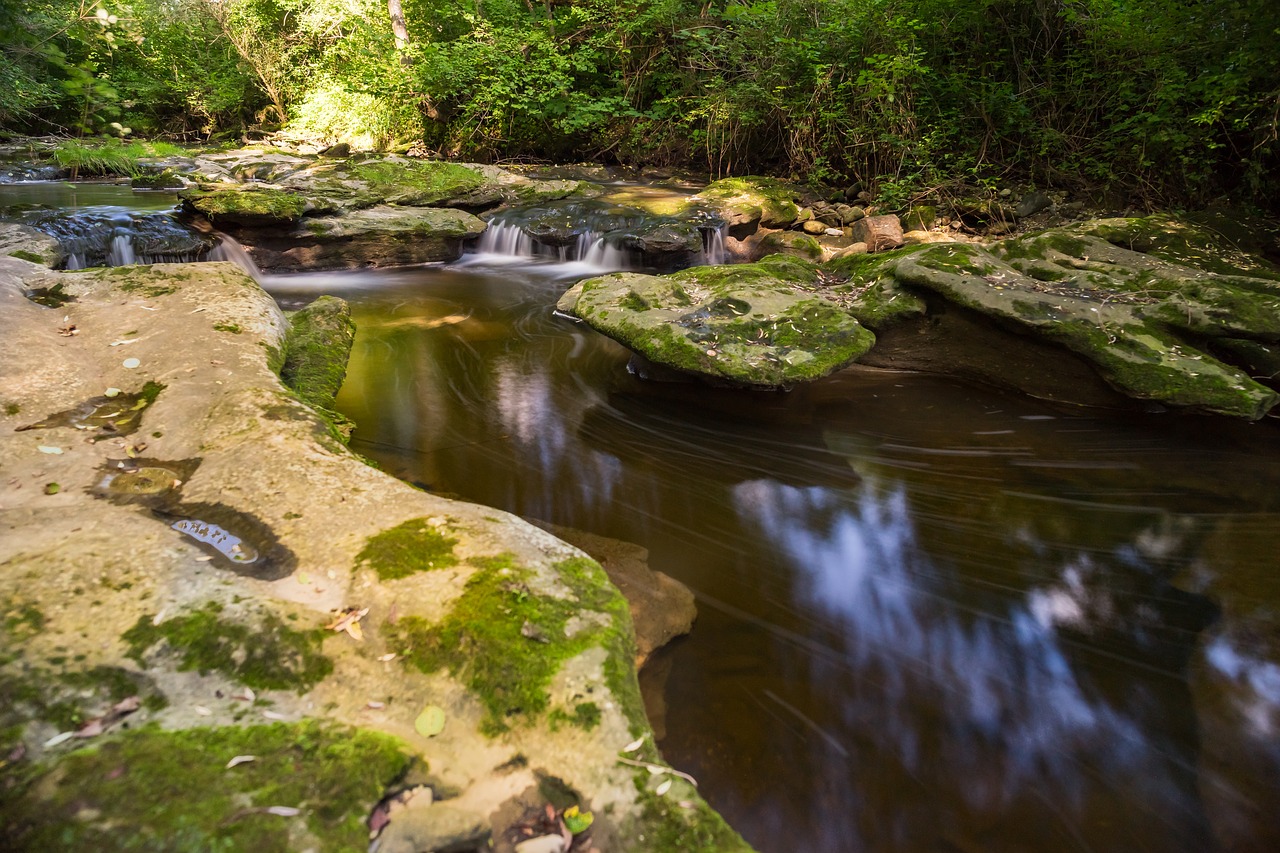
(0, 228, 750, 851)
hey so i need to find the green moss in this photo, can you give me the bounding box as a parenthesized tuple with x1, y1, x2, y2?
(280, 297, 356, 426)
(122, 603, 332, 693)
(213, 323, 243, 334)
(0, 664, 165, 732)
(8, 250, 43, 264)
(2, 601, 44, 640)
(314, 159, 486, 208)
(5, 403, 20, 416)
(0, 721, 411, 852)
(389, 554, 634, 736)
(178, 186, 309, 226)
(355, 517, 459, 580)
(629, 786, 754, 852)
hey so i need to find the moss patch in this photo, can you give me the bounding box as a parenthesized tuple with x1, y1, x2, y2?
(122, 603, 332, 693)
(280, 296, 356, 436)
(389, 555, 634, 735)
(8, 250, 44, 264)
(629, 786, 754, 852)
(355, 517, 459, 580)
(0, 721, 412, 852)
(179, 186, 309, 227)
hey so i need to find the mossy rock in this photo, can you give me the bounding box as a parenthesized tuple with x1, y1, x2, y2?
(281, 295, 356, 418)
(686, 176, 801, 231)
(757, 230, 823, 261)
(0, 721, 411, 851)
(557, 254, 876, 386)
(280, 157, 487, 211)
(179, 185, 309, 227)
(887, 219, 1280, 418)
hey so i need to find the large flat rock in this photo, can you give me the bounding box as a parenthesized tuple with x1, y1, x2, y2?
(0, 246, 749, 850)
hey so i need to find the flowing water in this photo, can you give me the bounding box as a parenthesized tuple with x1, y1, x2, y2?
(9, 181, 1280, 852)
(264, 255, 1280, 853)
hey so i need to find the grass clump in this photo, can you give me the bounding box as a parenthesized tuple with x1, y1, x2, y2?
(355, 518, 458, 580)
(122, 602, 332, 693)
(0, 720, 412, 852)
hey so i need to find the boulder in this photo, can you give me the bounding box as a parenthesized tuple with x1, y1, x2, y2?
(836, 217, 1280, 418)
(0, 257, 752, 851)
(850, 214, 905, 251)
(757, 230, 824, 260)
(235, 205, 486, 270)
(556, 254, 876, 386)
(802, 219, 828, 235)
(179, 184, 309, 227)
(685, 176, 800, 235)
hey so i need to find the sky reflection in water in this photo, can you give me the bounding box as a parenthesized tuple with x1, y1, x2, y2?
(265, 259, 1280, 853)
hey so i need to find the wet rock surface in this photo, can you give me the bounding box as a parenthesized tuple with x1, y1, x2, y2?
(0, 241, 749, 851)
(566, 216, 1280, 418)
(557, 254, 877, 386)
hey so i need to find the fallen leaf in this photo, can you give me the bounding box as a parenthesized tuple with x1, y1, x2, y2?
(37, 446, 63, 455)
(108, 338, 138, 346)
(44, 483, 60, 495)
(226, 755, 256, 769)
(376, 653, 397, 662)
(563, 804, 594, 834)
(621, 736, 646, 753)
(414, 705, 446, 738)
(58, 324, 78, 337)
(193, 706, 212, 716)
(233, 687, 255, 703)
(104, 387, 122, 397)
(345, 620, 363, 641)
(74, 720, 104, 739)
(43, 731, 74, 748)
(366, 701, 386, 710)
(122, 357, 140, 369)
(324, 607, 369, 640)
(261, 710, 286, 720)
(655, 779, 673, 796)
(265, 806, 300, 817)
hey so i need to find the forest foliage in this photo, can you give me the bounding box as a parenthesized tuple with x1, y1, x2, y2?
(3, 0, 1278, 208)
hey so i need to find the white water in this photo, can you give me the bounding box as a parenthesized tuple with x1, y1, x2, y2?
(457, 220, 632, 276)
(209, 233, 264, 282)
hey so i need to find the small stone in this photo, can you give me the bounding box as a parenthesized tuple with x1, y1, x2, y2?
(514, 836, 566, 853)
(122, 358, 140, 369)
(801, 219, 826, 235)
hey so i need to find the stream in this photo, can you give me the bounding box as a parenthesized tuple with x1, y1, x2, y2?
(7, 182, 1280, 852)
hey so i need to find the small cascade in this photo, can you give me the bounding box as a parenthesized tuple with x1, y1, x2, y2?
(36, 208, 215, 269)
(209, 233, 263, 282)
(475, 220, 535, 257)
(701, 224, 727, 265)
(579, 234, 628, 269)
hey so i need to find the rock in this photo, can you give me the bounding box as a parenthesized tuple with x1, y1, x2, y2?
(1016, 190, 1053, 219)
(757, 230, 823, 261)
(237, 205, 486, 270)
(830, 241, 869, 259)
(850, 214, 905, 251)
(0, 259, 751, 850)
(796, 207, 814, 223)
(612, 219, 705, 263)
(514, 834, 567, 853)
(685, 176, 800, 235)
(376, 802, 489, 853)
(0, 223, 61, 267)
(901, 205, 937, 231)
(280, 295, 356, 419)
(801, 219, 827, 235)
(538, 524, 696, 667)
(179, 184, 309, 227)
(318, 142, 351, 158)
(130, 170, 185, 191)
(839, 204, 866, 225)
(954, 197, 1016, 228)
(556, 254, 876, 386)
(841, 217, 1280, 418)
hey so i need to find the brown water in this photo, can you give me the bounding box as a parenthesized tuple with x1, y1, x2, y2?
(259, 256, 1280, 853)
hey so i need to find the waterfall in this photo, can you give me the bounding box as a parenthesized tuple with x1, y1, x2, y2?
(701, 223, 727, 265)
(36, 209, 215, 270)
(209, 234, 263, 282)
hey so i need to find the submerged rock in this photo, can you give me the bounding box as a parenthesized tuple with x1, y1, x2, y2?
(557, 254, 877, 386)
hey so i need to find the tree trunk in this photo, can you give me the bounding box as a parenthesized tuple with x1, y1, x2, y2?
(388, 0, 410, 50)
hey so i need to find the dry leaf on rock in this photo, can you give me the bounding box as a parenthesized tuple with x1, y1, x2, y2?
(414, 705, 446, 738)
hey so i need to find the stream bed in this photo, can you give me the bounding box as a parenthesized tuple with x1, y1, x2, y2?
(266, 256, 1280, 853)
(5, 180, 1278, 851)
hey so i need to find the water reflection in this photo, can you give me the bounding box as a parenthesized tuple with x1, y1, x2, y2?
(259, 260, 1280, 852)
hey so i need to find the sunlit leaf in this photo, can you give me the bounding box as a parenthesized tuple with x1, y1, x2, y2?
(414, 705, 446, 737)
